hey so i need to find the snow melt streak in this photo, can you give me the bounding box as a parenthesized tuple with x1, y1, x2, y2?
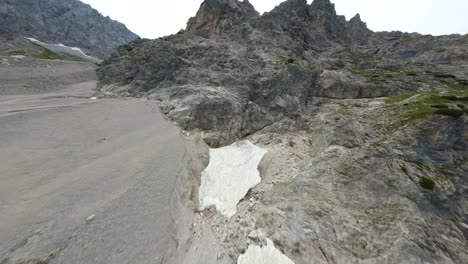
(198, 141, 267, 218)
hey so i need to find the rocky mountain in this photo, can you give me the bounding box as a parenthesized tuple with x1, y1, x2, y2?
(0, 0, 139, 58)
(97, 0, 468, 263)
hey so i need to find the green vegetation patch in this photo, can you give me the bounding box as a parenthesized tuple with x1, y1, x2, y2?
(419, 176, 436, 191)
(385, 90, 468, 128)
(278, 55, 295, 65)
(34, 49, 63, 60)
(384, 92, 417, 104)
(433, 73, 457, 79)
(337, 104, 352, 116)
(446, 82, 468, 92)
(7, 50, 28, 55)
(348, 68, 420, 79)
(6, 48, 63, 60)
(434, 48, 447, 53)
(430, 104, 449, 109)
(433, 108, 465, 117)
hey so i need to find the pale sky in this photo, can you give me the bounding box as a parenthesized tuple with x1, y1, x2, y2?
(80, 0, 468, 39)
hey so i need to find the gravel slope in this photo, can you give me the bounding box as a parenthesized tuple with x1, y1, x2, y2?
(0, 57, 215, 264)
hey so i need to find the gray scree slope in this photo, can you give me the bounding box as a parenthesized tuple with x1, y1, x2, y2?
(0, 57, 216, 263)
(0, 0, 139, 58)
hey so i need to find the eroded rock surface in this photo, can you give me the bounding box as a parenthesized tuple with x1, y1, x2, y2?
(97, 0, 468, 263)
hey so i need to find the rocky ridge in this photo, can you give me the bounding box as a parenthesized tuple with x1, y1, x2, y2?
(97, 0, 468, 263)
(0, 0, 139, 58)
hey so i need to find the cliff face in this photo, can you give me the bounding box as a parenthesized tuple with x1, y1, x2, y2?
(0, 0, 139, 58)
(186, 0, 259, 38)
(97, 0, 468, 263)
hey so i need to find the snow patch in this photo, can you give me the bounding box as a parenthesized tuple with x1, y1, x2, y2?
(198, 141, 267, 218)
(24, 37, 101, 63)
(237, 239, 295, 264)
(25, 37, 39, 42)
(10, 55, 25, 59)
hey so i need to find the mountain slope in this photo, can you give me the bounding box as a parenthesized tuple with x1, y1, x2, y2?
(97, 0, 468, 263)
(0, 0, 139, 58)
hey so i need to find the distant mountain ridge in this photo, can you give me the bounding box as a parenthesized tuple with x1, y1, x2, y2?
(0, 0, 139, 58)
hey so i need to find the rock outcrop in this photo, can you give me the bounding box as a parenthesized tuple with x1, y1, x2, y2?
(0, 0, 139, 58)
(186, 0, 259, 38)
(97, 0, 468, 263)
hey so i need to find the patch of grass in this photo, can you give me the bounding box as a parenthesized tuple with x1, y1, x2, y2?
(337, 104, 352, 116)
(430, 104, 449, 109)
(384, 92, 417, 104)
(7, 50, 27, 55)
(434, 108, 465, 117)
(434, 48, 447, 53)
(433, 73, 456, 79)
(348, 68, 381, 78)
(34, 49, 63, 60)
(278, 55, 295, 65)
(419, 176, 436, 191)
(446, 82, 468, 92)
(404, 71, 419, 77)
(348, 68, 420, 79)
(385, 91, 468, 128)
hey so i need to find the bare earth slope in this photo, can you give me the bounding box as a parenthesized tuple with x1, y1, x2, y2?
(0, 57, 215, 264)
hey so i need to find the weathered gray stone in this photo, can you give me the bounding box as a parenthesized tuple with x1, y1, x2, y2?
(96, 1, 468, 263)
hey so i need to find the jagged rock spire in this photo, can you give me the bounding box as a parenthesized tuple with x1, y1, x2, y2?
(309, 0, 347, 40)
(186, 0, 259, 38)
(346, 13, 373, 44)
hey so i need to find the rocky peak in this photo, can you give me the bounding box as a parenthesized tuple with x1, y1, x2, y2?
(267, 0, 310, 20)
(308, 0, 347, 40)
(186, 0, 259, 38)
(346, 13, 373, 44)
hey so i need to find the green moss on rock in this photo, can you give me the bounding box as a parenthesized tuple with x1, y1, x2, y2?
(419, 176, 436, 191)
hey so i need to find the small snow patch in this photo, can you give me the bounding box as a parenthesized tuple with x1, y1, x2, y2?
(198, 141, 267, 218)
(90, 97, 98, 100)
(237, 239, 295, 264)
(10, 55, 25, 59)
(25, 37, 39, 42)
(86, 214, 96, 222)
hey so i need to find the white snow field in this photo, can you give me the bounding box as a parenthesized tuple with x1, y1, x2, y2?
(25, 37, 102, 63)
(198, 141, 267, 218)
(237, 239, 295, 264)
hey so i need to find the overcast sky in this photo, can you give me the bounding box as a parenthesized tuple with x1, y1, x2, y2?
(80, 0, 468, 39)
